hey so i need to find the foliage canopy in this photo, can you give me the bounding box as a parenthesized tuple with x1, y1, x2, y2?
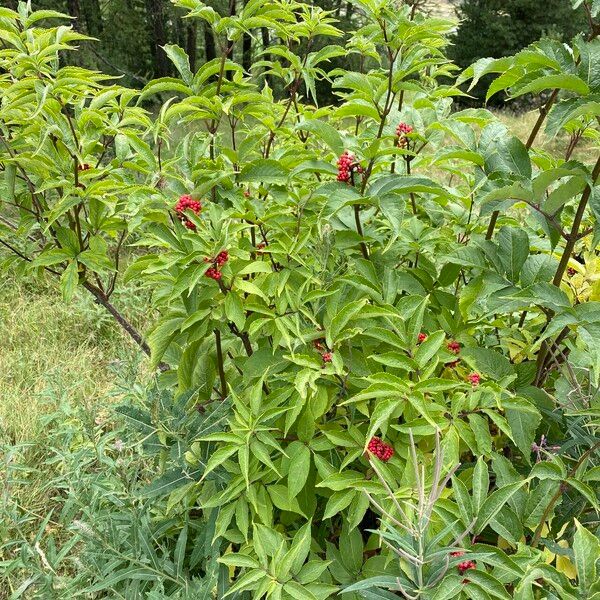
(1, 0, 600, 597)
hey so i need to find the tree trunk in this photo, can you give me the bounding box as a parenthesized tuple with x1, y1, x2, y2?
(81, 0, 104, 37)
(187, 21, 198, 72)
(145, 0, 169, 77)
(66, 0, 82, 29)
(261, 27, 272, 87)
(204, 22, 216, 62)
(242, 0, 252, 73)
(225, 0, 236, 80)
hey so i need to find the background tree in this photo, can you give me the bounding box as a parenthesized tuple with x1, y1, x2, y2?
(450, 0, 588, 103)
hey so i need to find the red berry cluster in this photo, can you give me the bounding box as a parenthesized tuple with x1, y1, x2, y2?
(395, 122, 413, 148)
(174, 194, 202, 230)
(450, 551, 465, 558)
(215, 250, 228, 266)
(446, 340, 461, 368)
(336, 151, 362, 183)
(322, 352, 333, 363)
(468, 372, 481, 386)
(458, 560, 476, 574)
(367, 437, 394, 462)
(567, 266, 577, 276)
(204, 250, 228, 280)
(447, 340, 461, 354)
(205, 267, 222, 280)
(418, 332, 427, 343)
(396, 122, 413, 136)
(78, 163, 91, 171)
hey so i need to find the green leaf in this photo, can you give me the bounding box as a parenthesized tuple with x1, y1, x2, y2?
(201, 444, 239, 480)
(60, 261, 79, 302)
(288, 443, 311, 497)
(504, 398, 541, 462)
(466, 570, 511, 599)
(223, 568, 264, 596)
(327, 299, 368, 344)
(317, 471, 364, 491)
(218, 553, 259, 568)
(55, 227, 81, 256)
(452, 475, 474, 525)
(414, 330, 445, 368)
(339, 524, 363, 574)
(285, 581, 318, 600)
(174, 523, 188, 578)
(484, 135, 532, 178)
(282, 520, 312, 576)
(4, 163, 16, 201)
(140, 467, 201, 498)
(139, 77, 192, 101)
(473, 456, 490, 513)
(530, 461, 566, 481)
(322, 490, 355, 519)
(460, 347, 514, 379)
(512, 73, 590, 98)
(238, 159, 289, 184)
(365, 398, 400, 443)
(573, 521, 600, 592)
(32, 248, 73, 267)
(475, 480, 528, 533)
(163, 44, 193, 85)
(225, 292, 246, 330)
(497, 226, 530, 281)
(296, 119, 344, 155)
(567, 478, 600, 511)
(490, 505, 523, 545)
(83, 566, 157, 592)
(369, 352, 416, 371)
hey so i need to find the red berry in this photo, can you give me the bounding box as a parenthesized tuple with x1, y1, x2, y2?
(468, 372, 480, 386)
(243, 190, 251, 198)
(395, 123, 413, 148)
(418, 332, 427, 343)
(174, 194, 202, 218)
(322, 352, 333, 363)
(450, 551, 465, 557)
(367, 437, 394, 462)
(216, 250, 229, 266)
(205, 267, 222, 280)
(447, 340, 461, 354)
(396, 122, 413, 136)
(458, 560, 476, 574)
(336, 151, 361, 183)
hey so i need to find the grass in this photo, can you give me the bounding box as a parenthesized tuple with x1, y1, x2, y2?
(495, 108, 592, 160)
(0, 266, 151, 596)
(0, 270, 149, 446)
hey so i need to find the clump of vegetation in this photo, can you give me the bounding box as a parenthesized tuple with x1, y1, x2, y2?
(1, 0, 600, 598)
